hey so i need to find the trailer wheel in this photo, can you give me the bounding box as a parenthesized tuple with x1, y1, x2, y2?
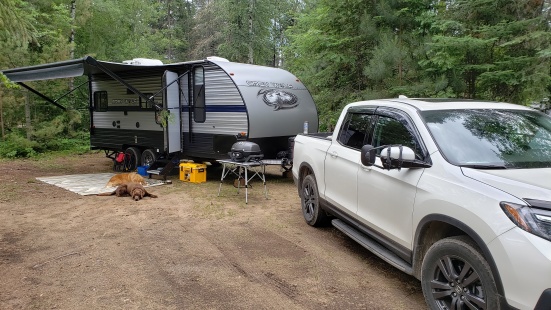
(141, 149, 157, 167)
(124, 147, 141, 171)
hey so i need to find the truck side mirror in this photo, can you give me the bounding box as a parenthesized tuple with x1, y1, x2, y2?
(380, 146, 416, 170)
(360, 145, 377, 166)
(380, 146, 416, 161)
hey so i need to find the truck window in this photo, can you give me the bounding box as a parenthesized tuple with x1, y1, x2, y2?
(372, 115, 423, 159)
(338, 113, 373, 150)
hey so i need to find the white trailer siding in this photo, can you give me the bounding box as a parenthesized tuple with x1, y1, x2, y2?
(92, 111, 160, 131)
(182, 64, 248, 136)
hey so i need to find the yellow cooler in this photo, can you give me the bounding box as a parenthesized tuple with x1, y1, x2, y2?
(179, 163, 207, 183)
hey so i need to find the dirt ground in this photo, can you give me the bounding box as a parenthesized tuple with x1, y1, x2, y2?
(0, 152, 426, 310)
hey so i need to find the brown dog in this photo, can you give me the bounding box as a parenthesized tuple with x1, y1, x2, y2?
(98, 182, 157, 201)
(106, 173, 147, 187)
(97, 183, 130, 197)
(126, 182, 158, 201)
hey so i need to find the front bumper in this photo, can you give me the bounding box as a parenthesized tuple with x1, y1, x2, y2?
(488, 227, 551, 309)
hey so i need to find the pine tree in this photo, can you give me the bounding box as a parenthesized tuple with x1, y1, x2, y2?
(421, 0, 551, 103)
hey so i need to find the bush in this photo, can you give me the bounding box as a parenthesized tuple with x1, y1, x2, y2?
(0, 133, 41, 158)
(0, 131, 90, 158)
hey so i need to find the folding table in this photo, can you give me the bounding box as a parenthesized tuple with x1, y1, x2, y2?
(217, 159, 267, 204)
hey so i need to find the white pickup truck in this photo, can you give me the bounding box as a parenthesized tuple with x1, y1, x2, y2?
(292, 98, 551, 310)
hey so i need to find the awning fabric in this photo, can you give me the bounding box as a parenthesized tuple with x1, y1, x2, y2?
(1, 56, 173, 82)
(1, 56, 214, 111)
(2, 57, 91, 82)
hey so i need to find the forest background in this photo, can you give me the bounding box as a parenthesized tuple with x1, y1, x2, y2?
(0, 0, 550, 158)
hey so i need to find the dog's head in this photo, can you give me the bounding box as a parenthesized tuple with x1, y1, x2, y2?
(115, 184, 129, 197)
(131, 187, 145, 201)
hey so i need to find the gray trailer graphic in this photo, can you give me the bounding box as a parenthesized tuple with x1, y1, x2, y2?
(2, 56, 318, 172)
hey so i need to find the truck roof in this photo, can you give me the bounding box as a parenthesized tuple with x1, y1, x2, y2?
(350, 98, 533, 112)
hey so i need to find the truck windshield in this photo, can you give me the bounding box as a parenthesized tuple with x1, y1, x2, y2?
(421, 109, 551, 168)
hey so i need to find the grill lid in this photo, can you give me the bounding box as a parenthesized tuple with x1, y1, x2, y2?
(229, 141, 263, 162)
(231, 141, 261, 153)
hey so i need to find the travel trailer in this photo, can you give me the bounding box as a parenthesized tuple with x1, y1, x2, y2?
(2, 56, 318, 173)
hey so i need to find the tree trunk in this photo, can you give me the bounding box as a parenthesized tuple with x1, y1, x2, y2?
(248, 0, 255, 64)
(69, 0, 76, 92)
(25, 90, 32, 140)
(398, 26, 403, 86)
(68, 0, 77, 112)
(166, 0, 173, 61)
(0, 86, 4, 139)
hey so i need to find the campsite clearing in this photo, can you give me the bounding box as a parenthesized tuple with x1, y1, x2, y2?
(0, 152, 425, 309)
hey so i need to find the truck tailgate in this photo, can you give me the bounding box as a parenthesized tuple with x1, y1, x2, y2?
(293, 133, 332, 197)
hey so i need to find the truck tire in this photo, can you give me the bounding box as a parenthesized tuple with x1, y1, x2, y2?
(124, 147, 141, 171)
(421, 236, 499, 310)
(141, 149, 157, 167)
(301, 174, 328, 227)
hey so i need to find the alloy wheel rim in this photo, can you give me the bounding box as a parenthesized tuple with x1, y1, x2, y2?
(302, 182, 315, 220)
(429, 255, 486, 310)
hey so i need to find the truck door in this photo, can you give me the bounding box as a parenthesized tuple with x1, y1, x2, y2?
(162, 71, 181, 153)
(324, 109, 374, 215)
(357, 109, 426, 251)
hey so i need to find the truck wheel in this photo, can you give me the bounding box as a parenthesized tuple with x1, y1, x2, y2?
(421, 236, 499, 310)
(124, 147, 141, 171)
(301, 174, 328, 227)
(141, 149, 157, 167)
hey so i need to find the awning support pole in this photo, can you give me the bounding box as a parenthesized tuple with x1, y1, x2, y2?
(85, 57, 164, 110)
(18, 82, 67, 111)
(53, 79, 89, 103)
(150, 70, 190, 102)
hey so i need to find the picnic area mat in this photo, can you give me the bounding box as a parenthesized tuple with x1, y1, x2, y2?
(36, 173, 166, 196)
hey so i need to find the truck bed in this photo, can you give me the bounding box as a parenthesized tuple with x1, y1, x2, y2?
(298, 132, 333, 140)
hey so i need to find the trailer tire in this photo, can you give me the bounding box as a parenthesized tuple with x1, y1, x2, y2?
(124, 147, 141, 171)
(141, 149, 157, 167)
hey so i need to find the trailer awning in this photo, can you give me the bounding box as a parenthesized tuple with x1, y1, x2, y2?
(2, 59, 85, 82)
(1, 56, 170, 82)
(1, 56, 186, 111)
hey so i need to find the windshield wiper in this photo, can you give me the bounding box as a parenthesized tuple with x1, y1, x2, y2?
(459, 164, 508, 169)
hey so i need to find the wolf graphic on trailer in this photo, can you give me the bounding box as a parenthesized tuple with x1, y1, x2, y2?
(2, 56, 318, 174)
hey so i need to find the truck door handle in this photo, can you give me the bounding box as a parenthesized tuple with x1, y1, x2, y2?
(330, 151, 338, 158)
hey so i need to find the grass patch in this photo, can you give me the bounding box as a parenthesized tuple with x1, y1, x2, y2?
(0, 184, 19, 202)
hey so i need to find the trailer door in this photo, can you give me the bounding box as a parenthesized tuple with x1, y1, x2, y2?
(163, 71, 181, 153)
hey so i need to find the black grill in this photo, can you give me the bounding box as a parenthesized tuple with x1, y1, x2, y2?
(229, 141, 264, 162)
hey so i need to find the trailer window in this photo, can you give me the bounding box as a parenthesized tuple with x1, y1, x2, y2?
(140, 93, 157, 109)
(193, 66, 205, 123)
(93, 91, 108, 112)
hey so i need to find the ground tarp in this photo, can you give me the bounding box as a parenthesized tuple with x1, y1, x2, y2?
(36, 173, 166, 196)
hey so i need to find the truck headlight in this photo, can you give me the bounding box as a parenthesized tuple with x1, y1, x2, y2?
(501, 202, 551, 242)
